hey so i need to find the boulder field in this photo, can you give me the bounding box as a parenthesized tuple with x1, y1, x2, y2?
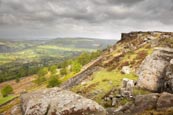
(107, 92, 173, 115)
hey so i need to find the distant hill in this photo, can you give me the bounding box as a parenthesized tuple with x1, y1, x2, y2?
(0, 38, 115, 53)
(0, 37, 116, 82)
(47, 37, 115, 49)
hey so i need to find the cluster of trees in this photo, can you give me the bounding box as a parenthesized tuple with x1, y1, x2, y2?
(0, 51, 78, 83)
(34, 65, 60, 87)
(58, 50, 101, 74)
(0, 62, 40, 83)
(34, 50, 102, 87)
(0, 50, 102, 98)
(0, 49, 101, 83)
(34, 67, 48, 85)
(47, 75, 60, 88)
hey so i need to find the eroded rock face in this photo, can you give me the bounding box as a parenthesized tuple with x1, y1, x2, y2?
(137, 48, 173, 91)
(163, 62, 173, 93)
(18, 87, 106, 115)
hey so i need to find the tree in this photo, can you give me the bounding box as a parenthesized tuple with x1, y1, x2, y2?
(47, 76, 60, 88)
(49, 65, 57, 74)
(1, 85, 13, 97)
(72, 61, 82, 73)
(37, 67, 48, 77)
(77, 52, 91, 65)
(60, 68, 67, 76)
(90, 50, 101, 59)
(35, 76, 46, 85)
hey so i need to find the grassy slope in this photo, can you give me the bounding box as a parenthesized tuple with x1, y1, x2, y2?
(72, 70, 138, 103)
(71, 38, 154, 106)
(0, 95, 17, 105)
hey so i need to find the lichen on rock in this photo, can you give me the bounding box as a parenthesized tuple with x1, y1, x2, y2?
(11, 87, 106, 115)
(137, 47, 173, 92)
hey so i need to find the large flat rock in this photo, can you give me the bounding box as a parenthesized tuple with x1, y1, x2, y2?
(18, 87, 106, 115)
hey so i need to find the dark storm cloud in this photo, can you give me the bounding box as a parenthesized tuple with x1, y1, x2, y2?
(0, 0, 173, 39)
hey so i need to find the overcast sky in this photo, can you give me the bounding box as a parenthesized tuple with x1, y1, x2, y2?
(0, 0, 173, 40)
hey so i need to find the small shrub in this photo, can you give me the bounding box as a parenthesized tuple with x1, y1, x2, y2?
(34, 76, 46, 85)
(47, 76, 60, 88)
(72, 61, 82, 73)
(37, 67, 48, 77)
(60, 68, 67, 76)
(49, 65, 57, 74)
(1, 85, 13, 97)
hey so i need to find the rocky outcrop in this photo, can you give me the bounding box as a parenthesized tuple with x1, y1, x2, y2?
(137, 47, 173, 92)
(120, 78, 134, 97)
(11, 87, 106, 115)
(163, 61, 173, 93)
(120, 31, 173, 43)
(108, 92, 173, 115)
(102, 78, 135, 108)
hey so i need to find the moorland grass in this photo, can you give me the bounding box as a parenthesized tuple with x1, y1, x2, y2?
(0, 95, 17, 105)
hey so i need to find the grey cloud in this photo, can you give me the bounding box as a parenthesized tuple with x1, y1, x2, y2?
(0, 0, 173, 39)
(92, 0, 145, 6)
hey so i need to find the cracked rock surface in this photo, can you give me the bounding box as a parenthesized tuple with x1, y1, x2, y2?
(11, 87, 106, 115)
(137, 47, 173, 91)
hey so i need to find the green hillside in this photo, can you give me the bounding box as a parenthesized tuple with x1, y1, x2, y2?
(0, 38, 115, 82)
